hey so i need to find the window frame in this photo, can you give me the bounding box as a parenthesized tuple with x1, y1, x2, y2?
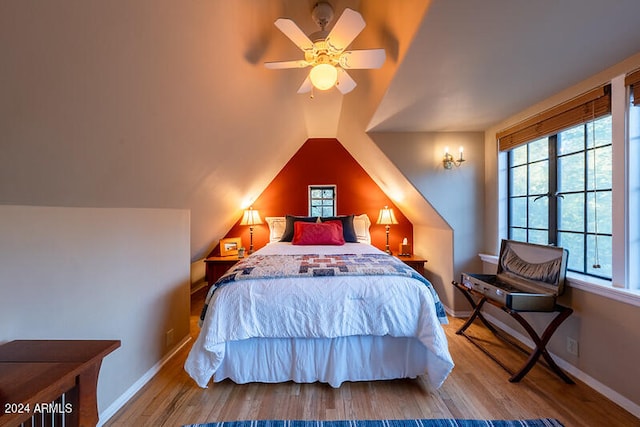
(495, 75, 640, 301)
(506, 118, 613, 281)
(627, 73, 640, 292)
(308, 185, 336, 217)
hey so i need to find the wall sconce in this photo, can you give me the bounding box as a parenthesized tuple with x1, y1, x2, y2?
(240, 207, 263, 254)
(376, 205, 398, 255)
(443, 146, 465, 169)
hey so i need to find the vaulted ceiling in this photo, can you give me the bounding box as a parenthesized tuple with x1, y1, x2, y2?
(2, 0, 640, 260)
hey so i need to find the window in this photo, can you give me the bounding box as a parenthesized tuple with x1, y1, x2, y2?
(308, 185, 336, 217)
(627, 69, 640, 290)
(507, 116, 613, 280)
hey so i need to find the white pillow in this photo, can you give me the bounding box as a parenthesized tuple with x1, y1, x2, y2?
(353, 213, 371, 244)
(265, 217, 287, 243)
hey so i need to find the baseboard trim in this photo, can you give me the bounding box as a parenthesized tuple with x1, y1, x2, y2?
(191, 279, 207, 295)
(97, 335, 192, 426)
(444, 306, 472, 318)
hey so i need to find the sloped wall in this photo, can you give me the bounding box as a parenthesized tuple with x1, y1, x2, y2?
(216, 138, 413, 255)
(0, 205, 191, 420)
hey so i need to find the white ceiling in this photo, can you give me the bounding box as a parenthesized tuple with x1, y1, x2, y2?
(1, 0, 640, 259)
(369, 0, 640, 132)
(257, 0, 640, 133)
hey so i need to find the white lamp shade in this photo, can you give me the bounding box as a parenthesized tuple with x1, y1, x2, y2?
(376, 206, 398, 225)
(309, 64, 338, 90)
(240, 208, 263, 226)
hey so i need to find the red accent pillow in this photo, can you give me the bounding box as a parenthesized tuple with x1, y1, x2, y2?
(292, 220, 345, 245)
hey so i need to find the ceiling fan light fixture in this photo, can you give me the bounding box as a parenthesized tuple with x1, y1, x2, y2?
(309, 63, 338, 90)
(266, 5, 384, 95)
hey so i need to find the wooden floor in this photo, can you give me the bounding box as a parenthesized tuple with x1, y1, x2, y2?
(104, 288, 639, 427)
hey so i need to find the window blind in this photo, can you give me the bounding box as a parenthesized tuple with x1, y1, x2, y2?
(625, 68, 640, 106)
(497, 84, 611, 152)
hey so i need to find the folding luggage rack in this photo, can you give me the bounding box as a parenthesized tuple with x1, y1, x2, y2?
(452, 240, 575, 384)
(452, 280, 574, 383)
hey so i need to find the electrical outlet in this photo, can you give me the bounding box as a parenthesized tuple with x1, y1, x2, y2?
(567, 337, 579, 356)
(166, 329, 175, 347)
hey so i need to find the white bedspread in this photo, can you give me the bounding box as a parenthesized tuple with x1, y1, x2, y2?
(185, 243, 454, 388)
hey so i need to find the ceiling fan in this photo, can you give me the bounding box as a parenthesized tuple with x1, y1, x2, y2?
(264, 1, 385, 95)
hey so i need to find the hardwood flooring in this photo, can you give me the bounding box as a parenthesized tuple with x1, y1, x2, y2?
(104, 288, 639, 427)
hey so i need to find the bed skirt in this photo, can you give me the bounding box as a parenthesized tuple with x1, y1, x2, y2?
(213, 335, 431, 388)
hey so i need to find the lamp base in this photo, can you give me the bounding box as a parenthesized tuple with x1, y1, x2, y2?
(384, 226, 392, 255)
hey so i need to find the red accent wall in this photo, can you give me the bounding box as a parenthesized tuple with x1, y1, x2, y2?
(216, 138, 413, 254)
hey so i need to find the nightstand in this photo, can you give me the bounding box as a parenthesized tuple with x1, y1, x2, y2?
(204, 255, 242, 285)
(396, 255, 428, 276)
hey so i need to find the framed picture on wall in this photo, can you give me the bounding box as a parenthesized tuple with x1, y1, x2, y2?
(220, 237, 242, 256)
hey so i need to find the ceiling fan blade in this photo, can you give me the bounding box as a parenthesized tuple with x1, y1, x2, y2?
(325, 8, 365, 53)
(265, 59, 311, 69)
(336, 68, 357, 94)
(339, 49, 386, 69)
(274, 18, 314, 52)
(297, 75, 313, 94)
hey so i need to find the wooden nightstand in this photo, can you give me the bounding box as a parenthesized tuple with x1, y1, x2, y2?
(204, 255, 242, 285)
(396, 255, 428, 276)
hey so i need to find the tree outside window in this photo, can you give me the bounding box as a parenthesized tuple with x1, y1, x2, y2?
(507, 116, 612, 280)
(309, 185, 336, 217)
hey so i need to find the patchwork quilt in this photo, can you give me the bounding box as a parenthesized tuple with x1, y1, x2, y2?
(219, 253, 424, 281)
(204, 253, 447, 323)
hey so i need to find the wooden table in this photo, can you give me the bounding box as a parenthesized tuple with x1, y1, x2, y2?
(396, 254, 428, 276)
(0, 340, 120, 427)
(204, 255, 242, 285)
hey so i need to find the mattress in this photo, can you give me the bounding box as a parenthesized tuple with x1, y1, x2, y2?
(184, 242, 454, 389)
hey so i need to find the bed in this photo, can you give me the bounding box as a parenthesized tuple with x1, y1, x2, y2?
(185, 214, 454, 389)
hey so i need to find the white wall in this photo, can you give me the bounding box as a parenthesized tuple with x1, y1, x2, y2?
(414, 225, 454, 309)
(0, 205, 191, 421)
(371, 131, 485, 312)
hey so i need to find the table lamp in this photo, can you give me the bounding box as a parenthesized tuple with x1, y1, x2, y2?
(240, 207, 263, 254)
(376, 205, 398, 254)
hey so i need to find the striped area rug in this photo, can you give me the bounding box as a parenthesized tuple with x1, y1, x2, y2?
(184, 419, 564, 427)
